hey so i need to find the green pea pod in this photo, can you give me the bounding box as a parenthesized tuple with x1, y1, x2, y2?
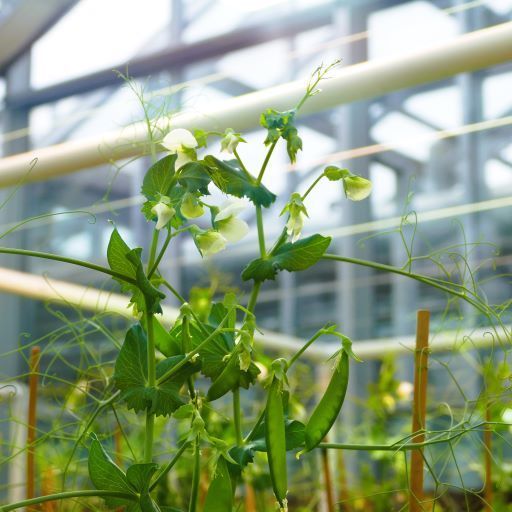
(265, 377, 288, 510)
(304, 350, 349, 452)
(206, 350, 240, 402)
(202, 456, 233, 512)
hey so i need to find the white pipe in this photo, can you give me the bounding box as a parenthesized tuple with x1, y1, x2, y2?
(1, 22, 512, 187)
(0, 267, 504, 361)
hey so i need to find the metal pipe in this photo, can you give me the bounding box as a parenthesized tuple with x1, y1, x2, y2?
(0, 267, 503, 361)
(0, 22, 512, 188)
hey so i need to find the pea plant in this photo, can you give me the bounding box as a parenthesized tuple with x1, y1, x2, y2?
(1, 63, 509, 512)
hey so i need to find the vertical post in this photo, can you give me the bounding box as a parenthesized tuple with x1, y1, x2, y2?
(27, 346, 41, 508)
(409, 310, 430, 512)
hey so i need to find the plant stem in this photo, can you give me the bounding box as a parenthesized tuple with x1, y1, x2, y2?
(0, 247, 136, 285)
(234, 148, 254, 181)
(288, 330, 324, 368)
(1, 490, 137, 512)
(244, 409, 265, 443)
(144, 307, 156, 463)
(256, 141, 277, 185)
(246, 282, 261, 314)
(255, 205, 266, 256)
(188, 435, 201, 512)
(149, 442, 190, 491)
(321, 254, 489, 316)
(147, 228, 160, 274)
(148, 227, 192, 278)
(233, 388, 243, 445)
(162, 279, 186, 304)
(302, 173, 325, 201)
(157, 311, 232, 385)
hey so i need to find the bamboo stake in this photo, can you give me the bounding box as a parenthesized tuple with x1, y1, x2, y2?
(409, 310, 430, 512)
(320, 444, 335, 512)
(336, 450, 352, 512)
(27, 346, 41, 510)
(244, 482, 257, 512)
(483, 400, 493, 511)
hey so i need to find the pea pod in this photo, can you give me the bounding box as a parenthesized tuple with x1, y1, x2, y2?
(265, 377, 288, 510)
(304, 350, 349, 452)
(202, 456, 233, 512)
(206, 349, 240, 402)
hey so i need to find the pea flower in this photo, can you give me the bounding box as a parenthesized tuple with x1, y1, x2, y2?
(214, 199, 249, 242)
(281, 192, 308, 243)
(193, 229, 226, 257)
(343, 175, 372, 201)
(151, 200, 175, 230)
(220, 128, 245, 154)
(162, 128, 198, 169)
(181, 192, 204, 219)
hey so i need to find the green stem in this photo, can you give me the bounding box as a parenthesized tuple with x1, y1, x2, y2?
(302, 173, 325, 201)
(188, 435, 201, 512)
(144, 307, 156, 463)
(1, 490, 137, 511)
(148, 229, 171, 278)
(234, 148, 254, 181)
(147, 229, 160, 272)
(321, 254, 489, 316)
(255, 205, 266, 256)
(256, 140, 277, 185)
(162, 279, 186, 304)
(0, 247, 136, 285)
(157, 310, 232, 385)
(149, 442, 190, 491)
(244, 409, 265, 443)
(246, 282, 261, 314)
(288, 330, 324, 368)
(233, 388, 243, 445)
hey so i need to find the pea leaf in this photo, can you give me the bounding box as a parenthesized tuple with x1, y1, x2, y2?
(177, 162, 211, 195)
(88, 434, 135, 509)
(126, 463, 159, 494)
(203, 156, 276, 208)
(202, 456, 233, 512)
(113, 324, 193, 416)
(142, 154, 177, 200)
(241, 234, 331, 282)
(260, 108, 303, 163)
(107, 229, 165, 314)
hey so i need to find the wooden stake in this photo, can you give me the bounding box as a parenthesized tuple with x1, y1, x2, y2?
(321, 445, 336, 512)
(336, 450, 352, 512)
(409, 310, 430, 512)
(27, 346, 41, 509)
(244, 481, 257, 512)
(483, 400, 493, 511)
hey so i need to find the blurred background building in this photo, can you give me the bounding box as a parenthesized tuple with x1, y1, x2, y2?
(1, 0, 512, 503)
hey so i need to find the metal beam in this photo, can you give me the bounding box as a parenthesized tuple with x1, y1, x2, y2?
(0, 0, 78, 73)
(1, 22, 512, 188)
(5, 6, 332, 109)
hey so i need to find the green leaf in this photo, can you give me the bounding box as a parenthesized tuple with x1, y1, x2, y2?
(177, 162, 211, 194)
(260, 108, 303, 162)
(142, 154, 177, 200)
(88, 434, 135, 509)
(282, 124, 302, 163)
(202, 456, 233, 512)
(113, 325, 193, 416)
(126, 463, 159, 493)
(151, 316, 177, 357)
(107, 229, 165, 314)
(203, 156, 276, 207)
(241, 234, 331, 282)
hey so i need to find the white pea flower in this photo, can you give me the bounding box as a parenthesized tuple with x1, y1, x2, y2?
(162, 128, 198, 169)
(220, 129, 244, 154)
(281, 192, 308, 243)
(343, 175, 372, 201)
(181, 192, 204, 219)
(214, 199, 249, 243)
(194, 229, 226, 257)
(151, 201, 175, 230)
(396, 381, 414, 401)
